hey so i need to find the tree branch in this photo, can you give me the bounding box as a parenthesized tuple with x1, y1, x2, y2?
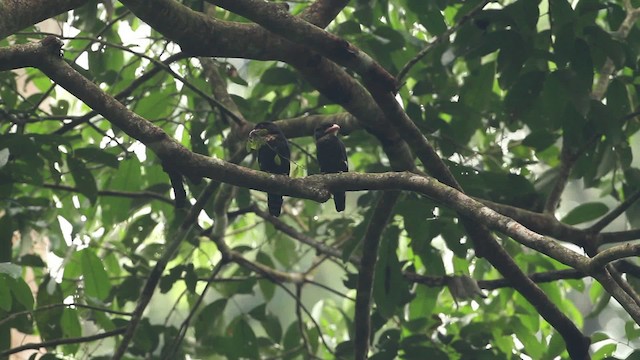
(300, 0, 350, 28)
(600, 229, 640, 245)
(354, 191, 399, 360)
(589, 189, 640, 233)
(0, 0, 88, 40)
(112, 180, 221, 359)
(1, 327, 126, 357)
(54, 52, 189, 134)
(396, 0, 490, 83)
(210, 0, 397, 92)
(41, 183, 173, 205)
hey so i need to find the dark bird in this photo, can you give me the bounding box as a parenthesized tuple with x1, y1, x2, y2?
(249, 122, 291, 217)
(314, 123, 348, 212)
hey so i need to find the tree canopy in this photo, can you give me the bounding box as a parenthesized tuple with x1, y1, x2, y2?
(3, 0, 640, 359)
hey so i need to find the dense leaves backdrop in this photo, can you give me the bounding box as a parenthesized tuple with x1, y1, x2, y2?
(2, 0, 640, 359)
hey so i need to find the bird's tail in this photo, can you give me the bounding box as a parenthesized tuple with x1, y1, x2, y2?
(334, 192, 345, 212)
(267, 193, 283, 217)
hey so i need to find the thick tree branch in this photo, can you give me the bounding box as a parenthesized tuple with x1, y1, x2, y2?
(300, 0, 350, 27)
(544, 147, 580, 214)
(0, 0, 88, 40)
(600, 229, 640, 244)
(211, 0, 397, 92)
(480, 198, 587, 245)
(275, 113, 361, 139)
(121, 0, 418, 172)
(120, 0, 281, 59)
(55, 52, 189, 135)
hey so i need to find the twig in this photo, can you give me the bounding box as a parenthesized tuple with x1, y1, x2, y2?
(296, 284, 314, 356)
(589, 189, 640, 233)
(0, 303, 132, 327)
(1, 327, 127, 357)
(41, 183, 173, 205)
(112, 180, 221, 360)
(164, 260, 227, 359)
(396, 0, 490, 83)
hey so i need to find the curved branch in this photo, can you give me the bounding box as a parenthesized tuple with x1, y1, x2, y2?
(590, 244, 640, 270)
(211, 0, 397, 92)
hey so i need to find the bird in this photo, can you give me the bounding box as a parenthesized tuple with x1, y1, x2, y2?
(249, 122, 291, 217)
(314, 123, 348, 212)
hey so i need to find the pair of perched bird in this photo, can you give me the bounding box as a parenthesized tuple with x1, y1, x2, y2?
(249, 121, 348, 217)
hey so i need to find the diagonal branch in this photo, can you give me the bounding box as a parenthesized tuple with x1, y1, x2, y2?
(354, 191, 400, 360)
(589, 189, 640, 233)
(210, 0, 397, 92)
(396, 0, 490, 83)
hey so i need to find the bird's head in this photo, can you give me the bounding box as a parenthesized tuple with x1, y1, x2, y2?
(314, 123, 340, 140)
(248, 122, 283, 150)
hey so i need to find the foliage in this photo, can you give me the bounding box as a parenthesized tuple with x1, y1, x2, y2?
(2, 0, 640, 359)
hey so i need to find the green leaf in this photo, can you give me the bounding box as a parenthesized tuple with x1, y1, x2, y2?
(79, 248, 111, 300)
(194, 299, 227, 340)
(35, 277, 64, 341)
(373, 226, 408, 319)
(0, 275, 12, 311)
(560, 202, 609, 225)
(101, 157, 142, 225)
(228, 318, 259, 358)
(61, 308, 82, 353)
(262, 312, 282, 344)
(256, 252, 276, 300)
(133, 83, 176, 119)
(8, 276, 34, 310)
(74, 147, 119, 168)
(67, 156, 98, 204)
(260, 67, 298, 86)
